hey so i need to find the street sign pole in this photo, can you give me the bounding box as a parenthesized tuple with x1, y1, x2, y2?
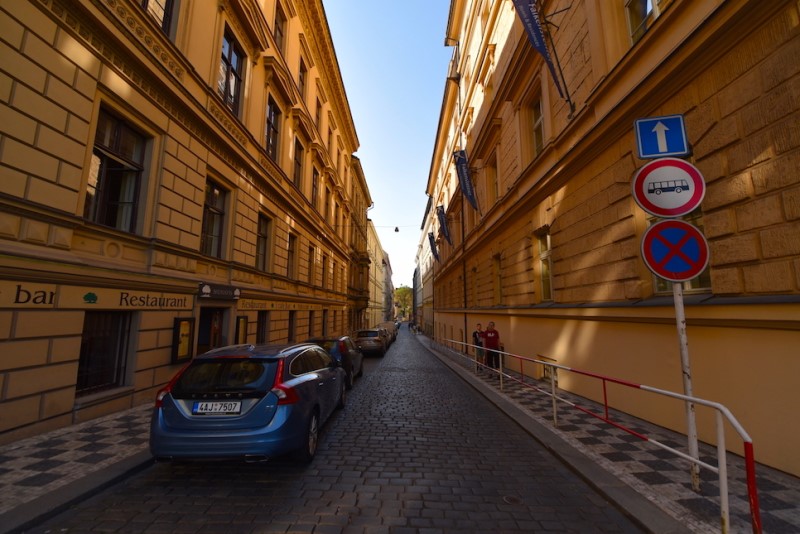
(633, 145, 708, 492)
(673, 281, 701, 491)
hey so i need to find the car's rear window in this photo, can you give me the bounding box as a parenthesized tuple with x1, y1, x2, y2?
(173, 359, 276, 395)
(357, 331, 378, 338)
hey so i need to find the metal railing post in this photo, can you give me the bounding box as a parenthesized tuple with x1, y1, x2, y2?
(717, 411, 730, 533)
(550, 370, 558, 428)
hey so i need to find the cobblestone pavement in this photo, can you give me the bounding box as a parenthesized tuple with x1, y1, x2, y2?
(0, 326, 797, 533)
(424, 337, 800, 534)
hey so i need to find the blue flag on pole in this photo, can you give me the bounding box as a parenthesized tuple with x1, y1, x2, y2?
(453, 150, 479, 211)
(512, 0, 564, 98)
(428, 232, 440, 262)
(436, 206, 452, 245)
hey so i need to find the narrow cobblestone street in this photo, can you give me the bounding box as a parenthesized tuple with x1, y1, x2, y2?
(29, 327, 643, 533)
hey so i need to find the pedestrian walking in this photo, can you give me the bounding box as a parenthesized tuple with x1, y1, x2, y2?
(483, 321, 501, 369)
(472, 323, 485, 368)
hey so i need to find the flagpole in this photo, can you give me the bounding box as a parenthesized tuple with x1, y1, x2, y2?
(542, 15, 575, 118)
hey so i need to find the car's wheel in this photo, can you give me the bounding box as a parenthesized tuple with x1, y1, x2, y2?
(357, 361, 364, 377)
(295, 411, 319, 464)
(346, 367, 354, 390)
(337, 379, 346, 409)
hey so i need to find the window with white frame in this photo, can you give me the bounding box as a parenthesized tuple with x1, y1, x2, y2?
(265, 97, 281, 161)
(218, 29, 244, 114)
(141, 0, 175, 36)
(626, 0, 664, 44)
(293, 138, 304, 188)
(86, 108, 147, 234)
(298, 59, 307, 100)
(256, 214, 272, 272)
(311, 168, 320, 210)
(273, 4, 286, 53)
(201, 180, 227, 258)
(532, 96, 544, 158)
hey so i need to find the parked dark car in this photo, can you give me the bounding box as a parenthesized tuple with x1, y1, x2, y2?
(149, 343, 345, 464)
(354, 328, 386, 356)
(305, 336, 364, 390)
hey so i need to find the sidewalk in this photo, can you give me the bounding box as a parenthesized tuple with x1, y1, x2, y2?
(1, 336, 798, 533)
(0, 405, 153, 533)
(420, 335, 800, 534)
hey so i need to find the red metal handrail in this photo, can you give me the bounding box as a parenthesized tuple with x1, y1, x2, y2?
(436, 338, 761, 534)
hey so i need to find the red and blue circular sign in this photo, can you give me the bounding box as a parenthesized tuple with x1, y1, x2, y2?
(641, 220, 709, 282)
(632, 157, 705, 218)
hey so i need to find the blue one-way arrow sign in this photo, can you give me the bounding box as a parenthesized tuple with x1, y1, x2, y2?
(635, 115, 690, 159)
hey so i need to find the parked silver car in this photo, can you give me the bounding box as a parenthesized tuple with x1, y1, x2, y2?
(354, 329, 386, 356)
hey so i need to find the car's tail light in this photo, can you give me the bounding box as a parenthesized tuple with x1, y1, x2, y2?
(270, 358, 299, 405)
(154, 363, 190, 408)
(338, 340, 347, 354)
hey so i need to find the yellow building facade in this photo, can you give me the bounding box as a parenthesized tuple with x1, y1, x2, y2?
(0, 0, 371, 442)
(422, 0, 800, 476)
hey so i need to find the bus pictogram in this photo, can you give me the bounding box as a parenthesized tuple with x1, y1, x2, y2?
(648, 179, 690, 195)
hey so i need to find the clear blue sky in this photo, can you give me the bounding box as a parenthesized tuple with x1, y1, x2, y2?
(323, 1, 453, 288)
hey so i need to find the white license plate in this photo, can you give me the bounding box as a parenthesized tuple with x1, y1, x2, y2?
(192, 401, 241, 415)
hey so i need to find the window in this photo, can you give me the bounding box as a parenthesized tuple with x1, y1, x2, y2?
(315, 98, 322, 126)
(273, 4, 286, 53)
(537, 231, 553, 301)
(287, 233, 297, 278)
(86, 109, 147, 233)
(308, 245, 316, 285)
(257, 311, 270, 344)
(485, 153, 498, 205)
(322, 309, 328, 336)
(218, 29, 244, 114)
(293, 139, 304, 188)
(256, 215, 271, 271)
(308, 310, 315, 337)
(298, 59, 307, 100)
(311, 168, 319, 209)
(201, 180, 226, 258)
(651, 211, 711, 294)
(265, 97, 281, 161)
(324, 186, 331, 223)
(626, 0, 662, 43)
(532, 97, 544, 158)
(76, 312, 131, 396)
(322, 254, 329, 288)
(141, 0, 175, 35)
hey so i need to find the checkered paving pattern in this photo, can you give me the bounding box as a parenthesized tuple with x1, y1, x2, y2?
(1, 343, 798, 533)
(0, 405, 151, 516)
(436, 342, 800, 534)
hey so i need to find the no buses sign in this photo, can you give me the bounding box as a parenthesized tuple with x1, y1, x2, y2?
(631, 158, 706, 218)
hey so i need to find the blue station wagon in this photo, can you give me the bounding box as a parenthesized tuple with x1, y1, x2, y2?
(149, 343, 346, 464)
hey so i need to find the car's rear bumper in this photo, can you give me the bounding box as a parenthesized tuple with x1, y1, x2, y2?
(149, 408, 304, 460)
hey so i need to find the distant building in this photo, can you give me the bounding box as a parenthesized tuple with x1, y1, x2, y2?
(420, 0, 800, 476)
(0, 1, 371, 441)
(365, 220, 392, 328)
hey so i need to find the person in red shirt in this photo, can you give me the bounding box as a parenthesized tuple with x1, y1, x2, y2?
(483, 321, 501, 369)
